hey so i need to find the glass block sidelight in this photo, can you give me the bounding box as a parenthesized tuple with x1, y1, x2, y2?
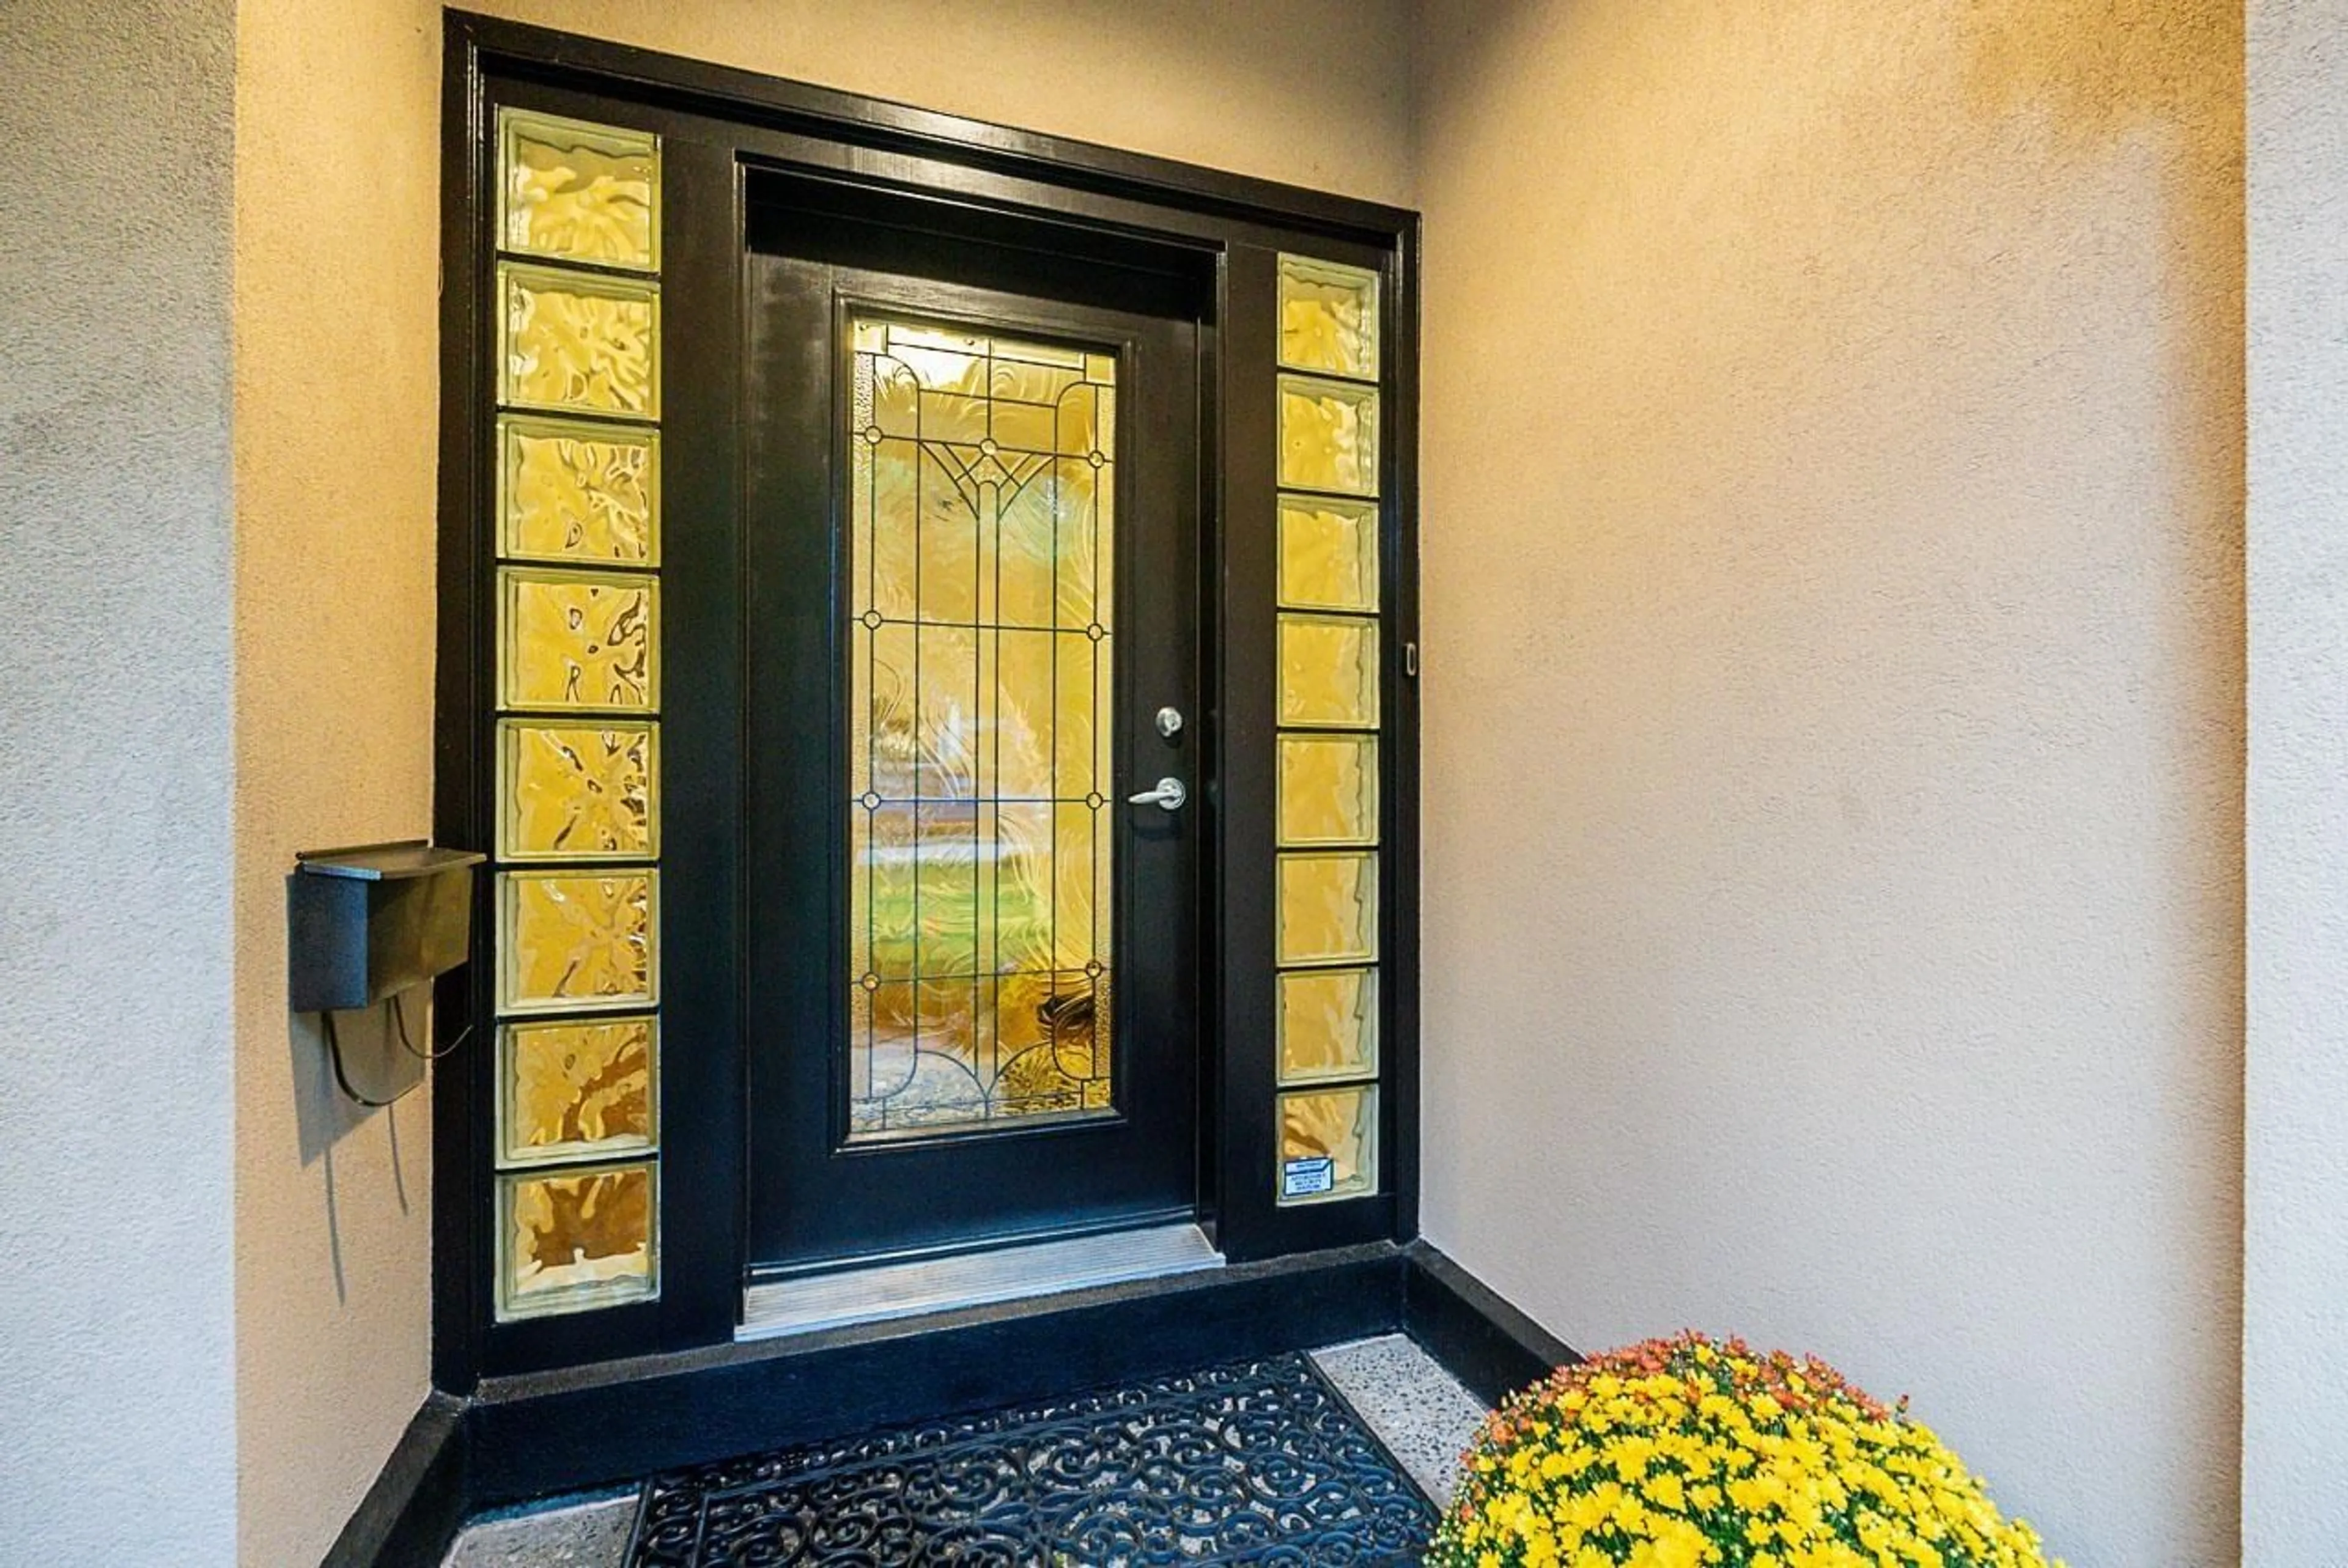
(1277, 967, 1378, 1086)
(500, 415, 660, 567)
(1277, 495, 1379, 614)
(498, 869, 659, 1015)
(499, 261, 662, 419)
(1277, 1085, 1378, 1205)
(496, 1161, 659, 1319)
(498, 107, 660, 271)
(1276, 852, 1379, 968)
(1277, 374, 1379, 498)
(499, 1016, 659, 1166)
(498, 567, 659, 713)
(1277, 255, 1379, 382)
(1277, 613, 1379, 730)
(1277, 733, 1378, 848)
(498, 718, 657, 862)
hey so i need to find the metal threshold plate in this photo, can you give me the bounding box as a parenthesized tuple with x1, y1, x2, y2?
(739, 1223, 1223, 1342)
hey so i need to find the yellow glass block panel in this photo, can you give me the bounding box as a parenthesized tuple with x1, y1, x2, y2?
(1278, 254, 1380, 381)
(500, 567, 657, 713)
(499, 261, 660, 418)
(1278, 734, 1378, 848)
(1278, 967, 1378, 1085)
(498, 719, 657, 861)
(1278, 613, 1379, 729)
(1278, 1085, 1378, 1204)
(844, 309, 1120, 1140)
(1277, 375, 1378, 497)
(498, 1016, 657, 1165)
(1277, 852, 1378, 966)
(498, 108, 660, 271)
(1278, 495, 1379, 614)
(496, 1161, 658, 1320)
(498, 869, 658, 1014)
(500, 415, 659, 566)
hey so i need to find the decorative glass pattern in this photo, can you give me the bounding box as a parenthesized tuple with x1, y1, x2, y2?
(497, 1161, 659, 1319)
(846, 314, 1119, 1139)
(1278, 495, 1379, 614)
(498, 108, 660, 271)
(498, 869, 658, 1014)
(499, 1017, 658, 1165)
(1277, 613, 1378, 729)
(499, 261, 660, 418)
(498, 719, 657, 861)
(1278, 1086, 1378, 1205)
(1278, 968, 1378, 1085)
(1277, 734, 1378, 848)
(489, 109, 666, 1323)
(1277, 375, 1379, 498)
(1277, 256, 1379, 381)
(500, 415, 659, 566)
(499, 567, 657, 712)
(1277, 852, 1378, 968)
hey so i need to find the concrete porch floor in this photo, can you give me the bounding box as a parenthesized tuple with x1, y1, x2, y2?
(442, 1334, 1486, 1565)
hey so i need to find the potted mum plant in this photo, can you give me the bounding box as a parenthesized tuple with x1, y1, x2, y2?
(1428, 1331, 2060, 1568)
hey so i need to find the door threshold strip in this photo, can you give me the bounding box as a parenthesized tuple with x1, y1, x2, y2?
(737, 1222, 1223, 1341)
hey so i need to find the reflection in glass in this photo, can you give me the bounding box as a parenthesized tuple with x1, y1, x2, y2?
(498, 108, 660, 271)
(1276, 852, 1378, 966)
(499, 869, 657, 1014)
(1278, 1085, 1378, 1204)
(1277, 255, 1380, 381)
(1277, 375, 1379, 497)
(497, 1162, 658, 1319)
(500, 568, 657, 712)
(499, 720, 656, 861)
(500, 262, 660, 418)
(499, 1017, 657, 1165)
(1278, 613, 1379, 729)
(1278, 968, 1378, 1085)
(500, 416, 659, 566)
(846, 314, 1120, 1139)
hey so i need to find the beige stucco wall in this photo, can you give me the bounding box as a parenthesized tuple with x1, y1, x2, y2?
(1412, 2, 2243, 1563)
(4, 1, 238, 1561)
(227, 4, 1414, 1560)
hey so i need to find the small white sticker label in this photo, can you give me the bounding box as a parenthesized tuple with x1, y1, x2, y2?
(1282, 1157, 1336, 1199)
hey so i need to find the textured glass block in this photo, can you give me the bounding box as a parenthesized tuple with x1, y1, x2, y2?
(498, 869, 657, 1014)
(499, 261, 660, 418)
(1278, 1085, 1378, 1204)
(1278, 734, 1378, 848)
(1278, 613, 1379, 729)
(1279, 495, 1379, 613)
(1278, 967, 1378, 1086)
(500, 415, 659, 566)
(843, 311, 1120, 1140)
(498, 108, 660, 271)
(500, 568, 657, 712)
(1277, 375, 1378, 497)
(496, 1161, 657, 1320)
(498, 1016, 657, 1165)
(498, 719, 657, 861)
(1277, 852, 1378, 966)
(1278, 255, 1380, 380)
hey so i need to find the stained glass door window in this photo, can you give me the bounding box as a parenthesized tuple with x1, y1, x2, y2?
(846, 316, 1119, 1139)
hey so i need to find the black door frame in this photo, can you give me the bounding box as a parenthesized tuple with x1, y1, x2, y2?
(434, 10, 1421, 1389)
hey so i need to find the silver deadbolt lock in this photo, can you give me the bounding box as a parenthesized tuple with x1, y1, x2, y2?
(1155, 705, 1184, 738)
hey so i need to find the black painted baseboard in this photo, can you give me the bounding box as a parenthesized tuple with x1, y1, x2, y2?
(337, 1240, 1570, 1566)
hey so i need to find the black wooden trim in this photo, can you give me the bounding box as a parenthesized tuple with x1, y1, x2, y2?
(1400, 1240, 1581, 1408)
(321, 1392, 470, 1568)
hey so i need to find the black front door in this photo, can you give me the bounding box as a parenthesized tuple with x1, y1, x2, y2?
(742, 197, 1206, 1275)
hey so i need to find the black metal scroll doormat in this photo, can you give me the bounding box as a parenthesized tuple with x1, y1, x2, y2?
(627, 1353, 1437, 1565)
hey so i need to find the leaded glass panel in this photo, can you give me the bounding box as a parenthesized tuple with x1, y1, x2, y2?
(846, 313, 1119, 1140)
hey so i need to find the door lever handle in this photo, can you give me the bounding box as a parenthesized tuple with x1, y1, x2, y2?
(1127, 776, 1187, 812)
